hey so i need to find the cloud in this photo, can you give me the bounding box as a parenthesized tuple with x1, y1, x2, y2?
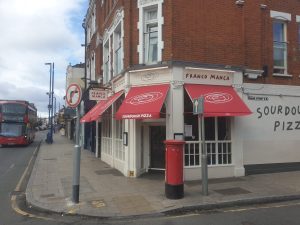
(0, 0, 87, 117)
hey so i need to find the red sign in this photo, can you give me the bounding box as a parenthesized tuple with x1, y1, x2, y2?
(66, 83, 82, 108)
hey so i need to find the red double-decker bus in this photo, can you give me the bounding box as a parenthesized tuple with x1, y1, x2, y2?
(0, 100, 37, 146)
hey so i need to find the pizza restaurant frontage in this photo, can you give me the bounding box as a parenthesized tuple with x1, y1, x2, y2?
(81, 65, 253, 180)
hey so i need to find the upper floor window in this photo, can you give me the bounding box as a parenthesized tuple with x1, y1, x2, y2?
(138, 0, 164, 65)
(144, 8, 158, 64)
(273, 20, 287, 74)
(92, 5, 96, 34)
(103, 41, 110, 84)
(102, 10, 124, 84)
(270, 10, 291, 76)
(114, 24, 122, 75)
(298, 23, 300, 45)
(297, 16, 300, 46)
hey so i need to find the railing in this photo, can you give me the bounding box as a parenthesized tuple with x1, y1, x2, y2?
(184, 140, 232, 167)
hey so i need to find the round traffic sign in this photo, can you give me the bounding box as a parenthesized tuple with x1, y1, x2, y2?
(66, 83, 82, 108)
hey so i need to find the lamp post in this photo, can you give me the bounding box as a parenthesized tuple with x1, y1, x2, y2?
(53, 96, 56, 115)
(51, 63, 55, 141)
(45, 63, 53, 144)
(53, 96, 56, 133)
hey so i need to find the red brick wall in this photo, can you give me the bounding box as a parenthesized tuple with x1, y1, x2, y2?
(91, 0, 300, 86)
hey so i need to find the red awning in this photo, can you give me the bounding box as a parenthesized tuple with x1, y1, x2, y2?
(80, 91, 124, 123)
(185, 84, 251, 117)
(116, 84, 169, 120)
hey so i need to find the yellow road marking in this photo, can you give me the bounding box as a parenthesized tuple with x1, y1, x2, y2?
(15, 144, 39, 191)
(11, 195, 53, 221)
(11, 142, 53, 221)
(223, 201, 300, 213)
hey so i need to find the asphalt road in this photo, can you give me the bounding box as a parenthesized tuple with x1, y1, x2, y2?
(0, 133, 39, 224)
(0, 131, 78, 225)
(107, 200, 300, 225)
(1, 131, 300, 225)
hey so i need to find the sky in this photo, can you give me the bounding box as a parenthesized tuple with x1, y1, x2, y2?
(0, 0, 89, 118)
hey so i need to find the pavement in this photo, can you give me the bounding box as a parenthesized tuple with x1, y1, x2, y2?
(26, 132, 300, 218)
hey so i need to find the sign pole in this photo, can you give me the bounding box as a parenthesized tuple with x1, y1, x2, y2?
(66, 83, 82, 204)
(72, 105, 81, 203)
(194, 96, 208, 196)
(200, 112, 208, 196)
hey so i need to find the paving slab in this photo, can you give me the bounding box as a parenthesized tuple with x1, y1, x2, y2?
(26, 133, 300, 218)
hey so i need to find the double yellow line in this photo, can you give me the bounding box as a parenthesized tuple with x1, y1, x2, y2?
(10, 142, 53, 221)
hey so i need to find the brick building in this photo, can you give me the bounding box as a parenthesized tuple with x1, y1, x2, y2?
(80, 0, 300, 179)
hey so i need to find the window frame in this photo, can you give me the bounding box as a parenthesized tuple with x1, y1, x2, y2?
(270, 10, 291, 77)
(297, 16, 300, 47)
(138, 0, 164, 65)
(184, 116, 232, 167)
(272, 20, 288, 75)
(143, 7, 158, 64)
(102, 9, 124, 84)
(113, 23, 123, 75)
(103, 41, 110, 84)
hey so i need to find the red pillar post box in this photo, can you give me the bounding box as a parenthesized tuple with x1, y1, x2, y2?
(164, 140, 185, 199)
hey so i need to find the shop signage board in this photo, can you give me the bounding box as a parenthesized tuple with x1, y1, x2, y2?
(89, 89, 107, 101)
(184, 68, 234, 86)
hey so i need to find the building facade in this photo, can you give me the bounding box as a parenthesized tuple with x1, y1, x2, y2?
(81, 0, 300, 180)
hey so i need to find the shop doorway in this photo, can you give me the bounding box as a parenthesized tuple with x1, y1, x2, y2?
(150, 126, 166, 170)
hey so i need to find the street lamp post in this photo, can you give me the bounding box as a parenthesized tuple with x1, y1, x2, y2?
(53, 96, 56, 116)
(53, 96, 56, 133)
(51, 63, 55, 141)
(45, 63, 53, 144)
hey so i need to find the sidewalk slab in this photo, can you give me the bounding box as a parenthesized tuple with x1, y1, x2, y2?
(26, 133, 300, 218)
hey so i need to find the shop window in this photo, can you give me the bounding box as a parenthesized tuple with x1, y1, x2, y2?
(184, 116, 232, 167)
(101, 109, 112, 156)
(144, 7, 158, 64)
(114, 97, 125, 161)
(273, 21, 288, 75)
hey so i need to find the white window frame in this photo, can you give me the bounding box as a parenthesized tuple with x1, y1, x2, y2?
(90, 51, 96, 82)
(87, 23, 91, 44)
(138, 0, 164, 64)
(102, 112, 112, 156)
(102, 9, 124, 83)
(270, 10, 291, 77)
(143, 7, 158, 64)
(184, 117, 232, 167)
(92, 5, 96, 34)
(297, 16, 300, 46)
(272, 20, 288, 75)
(114, 113, 125, 161)
(113, 23, 123, 76)
(103, 41, 110, 84)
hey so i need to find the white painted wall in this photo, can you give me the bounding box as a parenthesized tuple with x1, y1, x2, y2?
(166, 67, 184, 140)
(240, 83, 300, 165)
